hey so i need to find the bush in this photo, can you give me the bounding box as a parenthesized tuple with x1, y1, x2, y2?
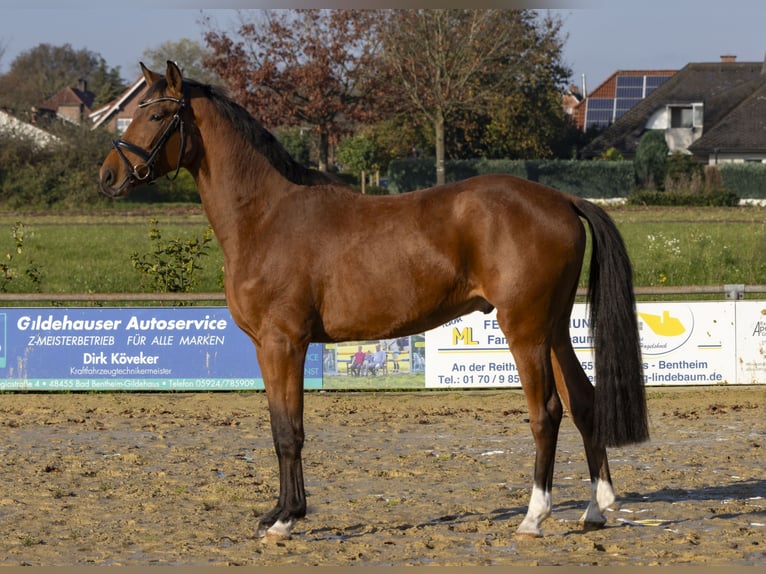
(0, 124, 202, 209)
(130, 218, 215, 297)
(627, 188, 739, 207)
(665, 151, 703, 188)
(0, 125, 116, 210)
(0, 221, 43, 293)
(634, 130, 669, 189)
(127, 169, 200, 204)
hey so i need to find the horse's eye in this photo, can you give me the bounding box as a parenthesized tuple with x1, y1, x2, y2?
(150, 113, 164, 122)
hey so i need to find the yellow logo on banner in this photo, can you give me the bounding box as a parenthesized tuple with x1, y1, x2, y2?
(639, 310, 686, 337)
(452, 327, 479, 345)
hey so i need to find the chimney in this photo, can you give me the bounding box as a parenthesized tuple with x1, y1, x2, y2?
(77, 78, 87, 92)
(720, 54, 737, 63)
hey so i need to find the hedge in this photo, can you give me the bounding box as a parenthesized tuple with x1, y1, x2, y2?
(387, 158, 635, 199)
(719, 163, 766, 199)
(387, 158, 766, 200)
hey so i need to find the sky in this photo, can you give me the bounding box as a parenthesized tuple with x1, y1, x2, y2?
(1, 1, 765, 94)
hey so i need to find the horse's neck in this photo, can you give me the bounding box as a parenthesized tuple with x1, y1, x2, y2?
(189, 100, 291, 241)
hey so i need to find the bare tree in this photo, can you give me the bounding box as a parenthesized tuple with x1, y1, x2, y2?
(380, 10, 569, 185)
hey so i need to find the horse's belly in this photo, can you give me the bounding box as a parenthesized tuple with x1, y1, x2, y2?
(318, 291, 490, 342)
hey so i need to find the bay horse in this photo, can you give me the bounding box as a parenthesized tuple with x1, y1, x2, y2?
(99, 61, 649, 540)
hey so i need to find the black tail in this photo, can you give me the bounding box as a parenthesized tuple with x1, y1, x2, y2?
(574, 198, 649, 447)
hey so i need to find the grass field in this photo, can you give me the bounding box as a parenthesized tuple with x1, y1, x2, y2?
(0, 204, 764, 297)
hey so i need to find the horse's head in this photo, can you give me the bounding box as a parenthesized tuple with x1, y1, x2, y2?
(99, 61, 194, 198)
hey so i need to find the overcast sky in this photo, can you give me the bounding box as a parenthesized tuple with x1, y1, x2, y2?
(1, 1, 764, 94)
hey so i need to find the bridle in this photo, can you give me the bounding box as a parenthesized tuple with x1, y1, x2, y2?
(110, 94, 187, 191)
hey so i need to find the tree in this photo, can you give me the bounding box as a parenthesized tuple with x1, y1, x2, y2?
(0, 43, 125, 114)
(88, 57, 127, 108)
(202, 9, 383, 171)
(141, 38, 221, 86)
(379, 10, 570, 184)
(337, 133, 377, 182)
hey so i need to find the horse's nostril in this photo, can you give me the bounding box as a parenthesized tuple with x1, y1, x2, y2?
(102, 168, 115, 188)
(99, 167, 119, 197)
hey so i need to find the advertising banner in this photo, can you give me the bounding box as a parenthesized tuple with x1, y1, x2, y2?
(425, 302, 738, 388)
(637, 301, 735, 385)
(0, 300, 760, 391)
(0, 307, 323, 391)
(735, 301, 766, 384)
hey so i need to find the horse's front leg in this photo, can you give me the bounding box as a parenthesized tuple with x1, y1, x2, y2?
(255, 334, 309, 540)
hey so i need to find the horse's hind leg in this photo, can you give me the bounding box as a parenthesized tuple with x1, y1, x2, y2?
(551, 325, 614, 529)
(504, 324, 562, 537)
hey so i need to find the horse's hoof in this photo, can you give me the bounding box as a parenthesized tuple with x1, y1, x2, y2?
(580, 520, 607, 532)
(259, 519, 293, 542)
(261, 530, 292, 543)
(514, 528, 543, 539)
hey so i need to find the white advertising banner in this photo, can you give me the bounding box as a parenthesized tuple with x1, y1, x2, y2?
(637, 301, 735, 385)
(736, 301, 766, 384)
(425, 301, 739, 388)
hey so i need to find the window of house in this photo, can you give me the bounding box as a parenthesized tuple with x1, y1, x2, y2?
(116, 118, 131, 134)
(670, 104, 703, 128)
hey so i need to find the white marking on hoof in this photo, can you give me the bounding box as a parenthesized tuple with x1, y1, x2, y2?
(262, 519, 293, 542)
(579, 478, 614, 527)
(516, 484, 551, 537)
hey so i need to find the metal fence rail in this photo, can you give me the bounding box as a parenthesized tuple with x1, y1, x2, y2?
(0, 284, 765, 304)
(0, 292, 227, 303)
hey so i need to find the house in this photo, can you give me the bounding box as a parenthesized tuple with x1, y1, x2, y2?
(37, 79, 95, 126)
(582, 55, 766, 164)
(0, 109, 59, 148)
(562, 84, 584, 127)
(89, 76, 148, 134)
(576, 69, 676, 132)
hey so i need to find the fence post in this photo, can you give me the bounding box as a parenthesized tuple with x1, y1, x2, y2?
(724, 284, 745, 300)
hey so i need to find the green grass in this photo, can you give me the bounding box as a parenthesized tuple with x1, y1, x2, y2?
(0, 207, 223, 295)
(0, 204, 764, 298)
(610, 205, 766, 288)
(323, 374, 425, 390)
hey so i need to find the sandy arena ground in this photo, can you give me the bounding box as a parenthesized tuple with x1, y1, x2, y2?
(0, 386, 763, 566)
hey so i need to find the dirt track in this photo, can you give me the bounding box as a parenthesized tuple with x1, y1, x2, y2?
(0, 386, 763, 566)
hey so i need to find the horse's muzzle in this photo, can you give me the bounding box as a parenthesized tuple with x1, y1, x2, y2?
(98, 164, 131, 198)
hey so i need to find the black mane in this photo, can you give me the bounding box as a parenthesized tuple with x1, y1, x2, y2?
(147, 78, 337, 186)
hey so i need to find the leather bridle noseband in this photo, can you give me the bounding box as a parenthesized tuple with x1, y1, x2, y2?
(111, 94, 187, 191)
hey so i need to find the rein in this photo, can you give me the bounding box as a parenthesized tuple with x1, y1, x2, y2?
(111, 95, 186, 189)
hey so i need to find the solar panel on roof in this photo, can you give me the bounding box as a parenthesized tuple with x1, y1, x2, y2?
(582, 74, 674, 131)
(615, 98, 639, 113)
(616, 86, 644, 98)
(645, 75, 670, 88)
(616, 76, 644, 87)
(587, 98, 614, 110)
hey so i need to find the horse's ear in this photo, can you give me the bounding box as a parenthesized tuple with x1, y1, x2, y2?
(165, 60, 183, 98)
(140, 62, 161, 87)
